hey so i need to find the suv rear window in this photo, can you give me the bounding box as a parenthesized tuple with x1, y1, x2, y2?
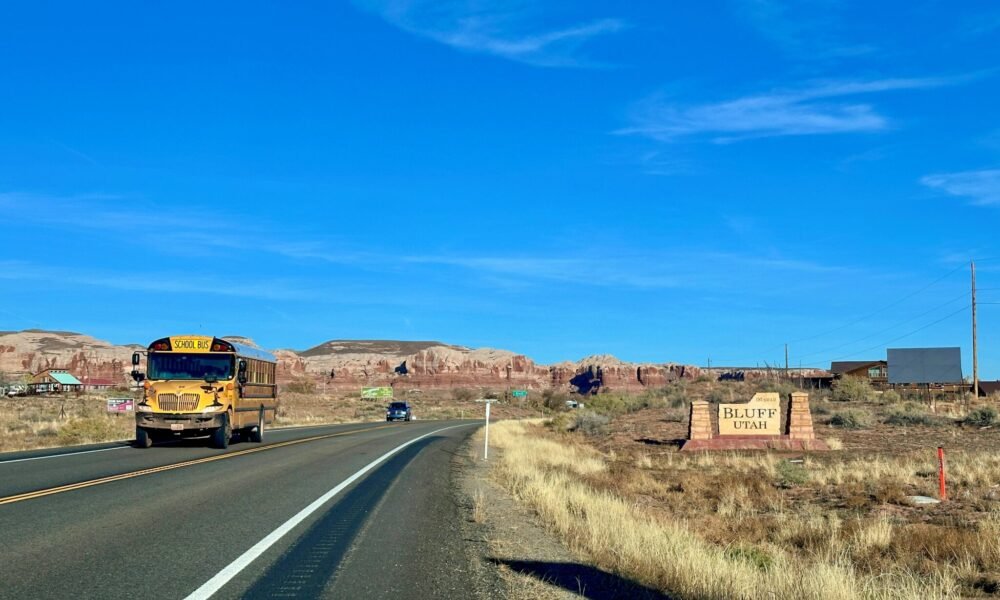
(389, 402, 408, 410)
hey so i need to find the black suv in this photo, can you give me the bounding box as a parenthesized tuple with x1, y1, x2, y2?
(386, 401, 413, 422)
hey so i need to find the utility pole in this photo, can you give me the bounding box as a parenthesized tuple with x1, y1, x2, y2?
(972, 260, 979, 400)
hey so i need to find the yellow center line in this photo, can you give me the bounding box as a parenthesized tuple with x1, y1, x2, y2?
(0, 424, 396, 506)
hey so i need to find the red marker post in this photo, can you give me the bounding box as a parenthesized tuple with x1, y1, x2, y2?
(938, 446, 947, 501)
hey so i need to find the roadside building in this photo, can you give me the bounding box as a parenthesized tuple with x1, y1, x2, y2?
(29, 369, 83, 394)
(81, 377, 119, 391)
(830, 360, 888, 388)
(977, 381, 1000, 397)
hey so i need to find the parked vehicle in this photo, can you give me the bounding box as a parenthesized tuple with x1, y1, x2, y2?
(386, 401, 412, 422)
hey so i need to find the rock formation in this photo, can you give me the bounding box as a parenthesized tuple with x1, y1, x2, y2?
(0, 329, 704, 393)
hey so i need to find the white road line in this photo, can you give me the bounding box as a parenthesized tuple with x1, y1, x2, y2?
(0, 445, 128, 465)
(184, 423, 474, 600)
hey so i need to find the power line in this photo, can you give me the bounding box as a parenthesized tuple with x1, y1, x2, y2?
(795, 291, 969, 361)
(829, 304, 970, 362)
(784, 263, 966, 347)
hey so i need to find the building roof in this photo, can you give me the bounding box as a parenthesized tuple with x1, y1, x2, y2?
(979, 381, 1000, 396)
(830, 360, 884, 375)
(50, 372, 83, 385)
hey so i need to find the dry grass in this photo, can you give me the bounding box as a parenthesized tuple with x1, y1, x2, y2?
(0, 389, 546, 453)
(0, 395, 134, 452)
(485, 420, 982, 600)
(471, 488, 487, 524)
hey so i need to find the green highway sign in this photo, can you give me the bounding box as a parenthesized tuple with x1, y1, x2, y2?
(361, 386, 393, 399)
(512, 390, 528, 398)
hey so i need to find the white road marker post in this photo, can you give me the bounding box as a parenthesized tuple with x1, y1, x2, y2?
(476, 398, 498, 460)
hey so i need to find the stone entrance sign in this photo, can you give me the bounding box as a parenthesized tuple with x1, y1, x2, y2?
(719, 392, 781, 435)
(682, 391, 828, 451)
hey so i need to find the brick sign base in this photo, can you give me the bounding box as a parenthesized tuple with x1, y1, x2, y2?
(681, 436, 828, 451)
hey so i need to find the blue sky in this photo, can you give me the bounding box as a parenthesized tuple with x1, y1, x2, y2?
(1, 1, 999, 374)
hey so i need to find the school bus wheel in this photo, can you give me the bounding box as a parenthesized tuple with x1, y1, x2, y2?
(135, 426, 153, 449)
(211, 412, 232, 449)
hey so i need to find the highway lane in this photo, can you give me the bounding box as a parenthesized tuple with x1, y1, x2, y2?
(0, 421, 399, 500)
(0, 420, 481, 599)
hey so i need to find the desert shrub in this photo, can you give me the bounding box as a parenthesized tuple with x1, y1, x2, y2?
(828, 410, 870, 429)
(451, 387, 474, 402)
(542, 389, 570, 411)
(706, 388, 727, 404)
(284, 379, 316, 394)
(724, 545, 774, 572)
(879, 389, 902, 404)
(962, 406, 998, 427)
(883, 410, 947, 427)
(832, 376, 875, 403)
(758, 380, 797, 397)
(663, 408, 687, 423)
(776, 460, 809, 488)
(810, 390, 832, 403)
(545, 413, 573, 432)
(5, 421, 31, 434)
(872, 481, 908, 505)
(352, 403, 384, 419)
(19, 408, 45, 422)
(57, 417, 123, 445)
(35, 426, 59, 438)
(586, 393, 649, 416)
(569, 411, 611, 436)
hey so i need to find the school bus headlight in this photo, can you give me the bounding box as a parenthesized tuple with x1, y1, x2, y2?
(201, 405, 226, 414)
(136, 403, 154, 413)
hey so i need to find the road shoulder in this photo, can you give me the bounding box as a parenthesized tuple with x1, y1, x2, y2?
(454, 431, 582, 600)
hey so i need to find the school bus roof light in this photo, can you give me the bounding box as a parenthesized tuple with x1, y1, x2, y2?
(151, 340, 171, 351)
(211, 340, 234, 352)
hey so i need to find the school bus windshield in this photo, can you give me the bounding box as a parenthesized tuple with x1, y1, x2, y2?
(148, 353, 234, 381)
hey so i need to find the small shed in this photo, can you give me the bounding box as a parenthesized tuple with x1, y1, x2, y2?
(30, 369, 83, 394)
(83, 377, 118, 391)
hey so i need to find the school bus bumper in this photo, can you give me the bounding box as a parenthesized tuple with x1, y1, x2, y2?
(136, 412, 225, 432)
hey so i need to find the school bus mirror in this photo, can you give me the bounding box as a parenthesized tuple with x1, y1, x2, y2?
(132, 352, 141, 366)
(131, 370, 145, 382)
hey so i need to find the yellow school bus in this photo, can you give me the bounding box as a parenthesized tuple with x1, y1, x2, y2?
(131, 335, 278, 449)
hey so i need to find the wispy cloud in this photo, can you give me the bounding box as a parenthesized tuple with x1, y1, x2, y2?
(405, 250, 850, 290)
(351, 0, 626, 67)
(2, 191, 854, 294)
(405, 255, 679, 289)
(619, 76, 966, 143)
(737, 0, 877, 59)
(0, 260, 315, 301)
(921, 169, 1000, 206)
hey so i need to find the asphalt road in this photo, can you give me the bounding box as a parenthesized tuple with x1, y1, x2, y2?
(0, 420, 482, 599)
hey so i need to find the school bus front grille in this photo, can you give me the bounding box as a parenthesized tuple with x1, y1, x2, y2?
(157, 393, 200, 412)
